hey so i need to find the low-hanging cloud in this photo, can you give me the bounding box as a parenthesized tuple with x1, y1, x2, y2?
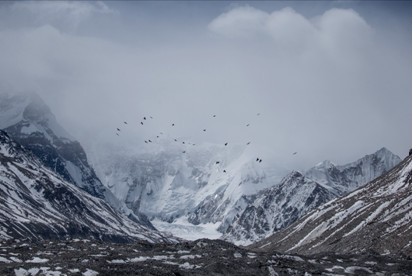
(0, 2, 411, 170)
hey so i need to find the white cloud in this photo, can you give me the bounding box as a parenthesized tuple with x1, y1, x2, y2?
(208, 6, 269, 38)
(209, 6, 371, 53)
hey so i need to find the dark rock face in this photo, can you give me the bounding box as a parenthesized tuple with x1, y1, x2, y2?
(250, 154, 412, 258)
(1, 238, 411, 276)
(0, 130, 174, 243)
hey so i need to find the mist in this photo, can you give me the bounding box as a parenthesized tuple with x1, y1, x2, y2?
(1, 1, 412, 170)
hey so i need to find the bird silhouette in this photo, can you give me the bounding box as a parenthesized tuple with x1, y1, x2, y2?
(216, 161, 220, 164)
(140, 122, 144, 125)
(225, 142, 228, 146)
(143, 117, 146, 120)
(148, 140, 152, 143)
(213, 115, 216, 118)
(223, 170, 227, 173)
(246, 124, 250, 127)
(246, 142, 251, 145)
(124, 121, 128, 125)
(172, 123, 175, 126)
(117, 128, 121, 132)
(203, 129, 206, 132)
(293, 152, 298, 155)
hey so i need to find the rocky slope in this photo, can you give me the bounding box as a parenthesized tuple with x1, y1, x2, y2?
(250, 152, 412, 257)
(0, 130, 174, 243)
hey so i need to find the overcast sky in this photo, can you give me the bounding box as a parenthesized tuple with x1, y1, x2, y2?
(1, 1, 411, 170)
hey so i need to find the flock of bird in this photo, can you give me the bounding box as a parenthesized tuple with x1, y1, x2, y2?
(115, 113, 297, 173)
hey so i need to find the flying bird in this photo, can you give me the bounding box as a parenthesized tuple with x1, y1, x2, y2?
(213, 115, 216, 118)
(116, 133, 119, 136)
(216, 161, 220, 164)
(293, 152, 298, 155)
(223, 170, 227, 173)
(246, 142, 251, 145)
(117, 128, 121, 132)
(148, 140, 152, 143)
(257, 113, 260, 116)
(124, 121, 128, 125)
(203, 129, 206, 132)
(143, 117, 146, 120)
(224, 142, 228, 146)
(172, 123, 175, 126)
(140, 122, 144, 125)
(144, 140, 148, 143)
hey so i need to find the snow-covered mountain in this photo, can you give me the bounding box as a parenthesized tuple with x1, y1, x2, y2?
(0, 92, 105, 198)
(223, 148, 401, 245)
(92, 143, 288, 239)
(250, 151, 412, 257)
(305, 147, 401, 196)
(0, 130, 175, 243)
(223, 171, 336, 244)
(0, 92, 154, 227)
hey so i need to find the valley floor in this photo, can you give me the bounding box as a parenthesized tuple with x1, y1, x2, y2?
(1, 239, 412, 275)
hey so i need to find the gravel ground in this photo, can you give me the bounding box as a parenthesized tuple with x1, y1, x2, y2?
(1, 238, 411, 275)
